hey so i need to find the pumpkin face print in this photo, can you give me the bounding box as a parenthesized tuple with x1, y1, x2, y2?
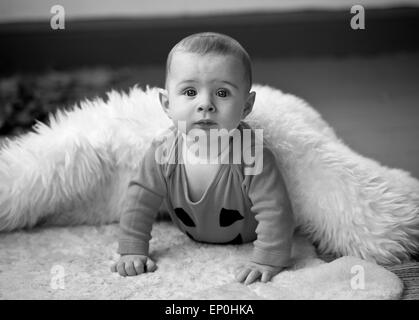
(174, 207, 244, 244)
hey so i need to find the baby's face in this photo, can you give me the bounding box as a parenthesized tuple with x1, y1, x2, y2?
(160, 51, 255, 133)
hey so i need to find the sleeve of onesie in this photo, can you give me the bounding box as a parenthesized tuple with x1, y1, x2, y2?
(246, 146, 295, 267)
(117, 140, 167, 256)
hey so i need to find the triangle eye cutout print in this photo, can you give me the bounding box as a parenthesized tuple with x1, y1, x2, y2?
(219, 208, 244, 227)
(174, 208, 196, 227)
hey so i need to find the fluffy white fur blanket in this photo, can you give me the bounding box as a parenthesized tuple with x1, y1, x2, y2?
(0, 85, 418, 266)
(0, 222, 403, 300)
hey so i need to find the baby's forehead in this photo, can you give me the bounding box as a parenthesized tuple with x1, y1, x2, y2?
(171, 51, 241, 66)
(166, 50, 250, 89)
(169, 51, 246, 77)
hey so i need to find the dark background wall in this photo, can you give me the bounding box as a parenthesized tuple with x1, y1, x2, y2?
(1, 8, 419, 73)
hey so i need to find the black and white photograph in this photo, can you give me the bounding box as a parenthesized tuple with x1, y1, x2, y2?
(0, 0, 418, 305)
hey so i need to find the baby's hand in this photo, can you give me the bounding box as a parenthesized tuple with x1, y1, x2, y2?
(111, 254, 157, 277)
(235, 261, 284, 285)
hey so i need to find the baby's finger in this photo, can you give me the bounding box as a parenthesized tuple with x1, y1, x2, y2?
(117, 262, 128, 277)
(261, 271, 273, 283)
(236, 268, 252, 283)
(146, 259, 157, 273)
(124, 261, 137, 276)
(244, 270, 261, 285)
(133, 260, 145, 275)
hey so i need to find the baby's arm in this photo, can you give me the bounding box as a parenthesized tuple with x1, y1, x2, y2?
(112, 141, 167, 277)
(237, 146, 295, 285)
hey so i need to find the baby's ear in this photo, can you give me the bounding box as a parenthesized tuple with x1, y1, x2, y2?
(243, 91, 256, 118)
(158, 88, 171, 117)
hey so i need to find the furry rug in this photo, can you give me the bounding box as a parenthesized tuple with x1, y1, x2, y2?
(0, 84, 418, 266)
(0, 221, 403, 300)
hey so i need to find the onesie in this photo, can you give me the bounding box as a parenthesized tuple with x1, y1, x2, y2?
(118, 122, 295, 267)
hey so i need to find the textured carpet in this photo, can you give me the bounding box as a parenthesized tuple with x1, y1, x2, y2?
(0, 222, 403, 300)
(385, 262, 419, 300)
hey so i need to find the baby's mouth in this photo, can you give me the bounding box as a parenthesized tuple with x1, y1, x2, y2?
(193, 120, 217, 127)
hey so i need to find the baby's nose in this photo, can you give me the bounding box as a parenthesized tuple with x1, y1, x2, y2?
(198, 102, 215, 113)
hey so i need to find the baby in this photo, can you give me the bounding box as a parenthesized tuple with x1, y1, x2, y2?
(111, 32, 295, 285)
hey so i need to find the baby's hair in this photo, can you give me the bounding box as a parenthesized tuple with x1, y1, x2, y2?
(165, 32, 252, 91)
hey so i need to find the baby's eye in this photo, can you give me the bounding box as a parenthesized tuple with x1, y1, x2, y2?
(183, 89, 197, 97)
(216, 89, 229, 98)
